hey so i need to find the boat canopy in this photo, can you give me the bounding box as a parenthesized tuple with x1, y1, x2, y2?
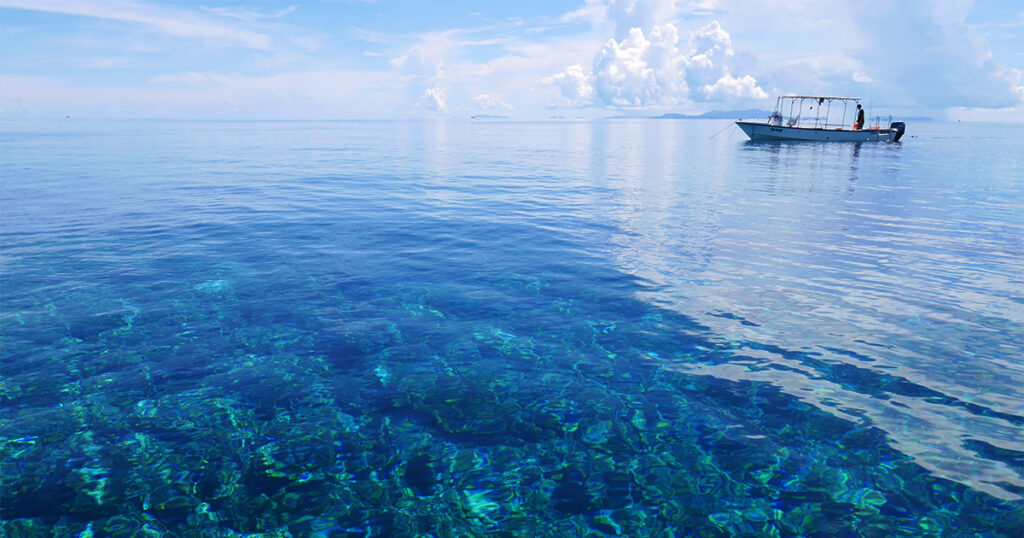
(778, 96, 861, 101)
(770, 95, 863, 130)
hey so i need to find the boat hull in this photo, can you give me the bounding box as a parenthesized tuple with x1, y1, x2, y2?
(736, 121, 895, 142)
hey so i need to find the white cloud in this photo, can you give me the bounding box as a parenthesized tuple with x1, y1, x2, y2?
(592, 24, 687, 106)
(683, 0, 720, 14)
(473, 93, 512, 110)
(549, 20, 766, 109)
(850, 1, 1023, 109)
(391, 30, 464, 113)
(199, 5, 296, 22)
(765, 53, 872, 98)
(561, 0, 608, 26)
(852, 72, 875, 84)
(5, 0, 1019, 119)
(547, 64, 595, 104)
(390, 31, 456, 74)
(605, 0, 682, 37)
(700, 74, 767, 99)
(682, 21, 742, 97)
(686, 20, 732, 69)
(420, 86, 447, 111)
(711, 0, 1024, 112)
(0, 0, 273, 49)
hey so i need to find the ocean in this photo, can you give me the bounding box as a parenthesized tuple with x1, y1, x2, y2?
(1, 119, 1022, 536)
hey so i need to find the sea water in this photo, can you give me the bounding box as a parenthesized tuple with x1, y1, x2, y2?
(1, 119, 1021, 536)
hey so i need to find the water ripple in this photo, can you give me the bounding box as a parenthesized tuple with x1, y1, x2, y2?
(1, 119, 1021, 534)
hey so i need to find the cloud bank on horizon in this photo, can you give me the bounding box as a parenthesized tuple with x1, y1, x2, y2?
(1, 0, 1022, 120)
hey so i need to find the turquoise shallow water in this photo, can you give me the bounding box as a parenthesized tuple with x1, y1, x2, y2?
(1, 119, 1022, 536)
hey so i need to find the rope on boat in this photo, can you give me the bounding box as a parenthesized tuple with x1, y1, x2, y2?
(709, 122, 734, 139)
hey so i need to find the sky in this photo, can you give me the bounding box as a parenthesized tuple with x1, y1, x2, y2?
(1, 0, 1022, 121)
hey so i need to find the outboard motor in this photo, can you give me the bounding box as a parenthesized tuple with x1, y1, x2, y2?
(890, 121, 906, 142)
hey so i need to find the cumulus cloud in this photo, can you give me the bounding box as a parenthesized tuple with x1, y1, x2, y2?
(561, 0, 1023, 113)
(391, 31, 460, 113)
(549, 20, 766, 109)
(420, 86, 447, 111)
(700, 74, 767, 99)
(592, 24, 687, 106)
(683, 21, 740, 96)
(686, 20, 731, 69)
(547, 64, 595, 104)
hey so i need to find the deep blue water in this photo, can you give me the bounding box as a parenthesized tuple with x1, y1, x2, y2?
(1, 119, 1022, 536)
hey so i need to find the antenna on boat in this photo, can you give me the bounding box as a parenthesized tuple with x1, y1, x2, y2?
(868, 83, 873, 127)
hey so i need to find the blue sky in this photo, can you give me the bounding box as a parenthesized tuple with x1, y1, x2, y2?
(1, 0, 1022, 120)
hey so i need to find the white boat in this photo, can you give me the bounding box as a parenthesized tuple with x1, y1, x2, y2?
(736, 96, 905, 142)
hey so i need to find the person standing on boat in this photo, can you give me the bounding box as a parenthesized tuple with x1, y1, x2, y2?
(855, 104, 865, 130)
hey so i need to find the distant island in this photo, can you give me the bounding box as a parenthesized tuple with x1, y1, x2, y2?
(470, 114, 510, 119)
